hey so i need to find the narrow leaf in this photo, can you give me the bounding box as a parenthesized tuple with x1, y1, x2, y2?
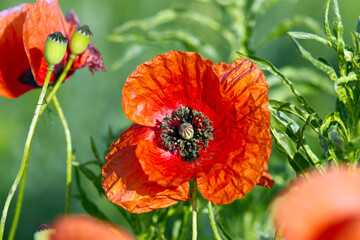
(332, 0, 346, 75)
(74, 168, 109, 221)
(289, 36, 338, 81)
(288, 31, 335, 50)
(324, 0, 336, 42)
(269, 99, 321, 133)
(90, 137, 104, 165)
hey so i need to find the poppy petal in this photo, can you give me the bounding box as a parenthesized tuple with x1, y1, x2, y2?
(197, 58, 272, 204)
(136, 121, 253, 188)
(0, 3, 34, 98)
(102, 124, 190, 213)
(197, 137, 271, 204)
(212, 62, 229, 77)
(257, 172, 274, 189)
(23, 0, 68, 86)
(122, 50, 222, 127)
(274, 169, 360, 240)
(51, 215, 135, 240)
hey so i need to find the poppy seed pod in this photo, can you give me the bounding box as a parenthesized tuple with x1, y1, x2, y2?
(33, 224, 55, 240)
(44, 32, 68, 66)
(70, 25, 93, 55)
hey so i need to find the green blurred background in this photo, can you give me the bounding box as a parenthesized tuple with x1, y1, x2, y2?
(0, 0, 359, 239)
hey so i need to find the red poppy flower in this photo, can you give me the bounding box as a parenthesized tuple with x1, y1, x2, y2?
(102, 50, 273, 213)
(0, 0, 105, 98)
(48, 215, 135, 240)
(273, 168, 360, 240)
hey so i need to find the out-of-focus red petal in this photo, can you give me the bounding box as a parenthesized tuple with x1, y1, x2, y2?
(274, 168, 360, 240)
(197, 57, 272, 204)
(0, 3, 34, 98)
(122, 50, 222, 127)
(51, 215, 135, 240)
(102, 124, 190, 213)
(23, 0, 67, 86)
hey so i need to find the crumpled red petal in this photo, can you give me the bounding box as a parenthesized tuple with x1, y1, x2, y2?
(0, 3, 33, 98)
(23, 0, 67, 86)
(102, 124, 190, 213)
(274, 168, 360, 240)
(23, 0, 106, 87)
(122, 50, 223, 127)
(51, 215, 135, 240)
(197, 58, 272, 204)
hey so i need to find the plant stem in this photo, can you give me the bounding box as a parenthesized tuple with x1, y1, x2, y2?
(207, 201, 222, 240)
(191, 179, 197, 240)
(52, 95, 72, 214)
(40, 56, 75, 116)
(0, 67, 54, 240)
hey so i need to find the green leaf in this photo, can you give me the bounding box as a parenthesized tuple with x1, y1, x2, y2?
(258, 17, 320, 48)
(269, 99, 321, 133)
(237, 52, 318, 115)
(324, 0, 336, 42)
(90, 137, 105, 165)
(270, 112, 318, 172)
(320, 112, 348, 139)
(73, 168, 109, 221)
(334, 72, 358, 109)
(73, 162, 103, 196)
(350, 30, 360, 55)
(288, 36, 338, 81)
(288, 31, 336, 50)
(332, 0, 346, 75)
(288, 31, 353, 62)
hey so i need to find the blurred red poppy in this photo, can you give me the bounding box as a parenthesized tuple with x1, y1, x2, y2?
(0, 0, 105, 98)
(273, 168, 360, 240)
(102, 50, 273, 213)
(49, 215, 135, 240)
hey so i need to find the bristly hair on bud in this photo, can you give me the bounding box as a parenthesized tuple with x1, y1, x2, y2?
(76, 25, 93, 38)
(44, 32, 68, 67)
(70, 25, 93, 56)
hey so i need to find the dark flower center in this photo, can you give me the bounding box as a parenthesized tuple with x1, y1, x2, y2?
(160, 106, 214, 162)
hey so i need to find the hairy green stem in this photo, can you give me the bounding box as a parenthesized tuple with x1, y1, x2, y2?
(52, 95, 72, 214)
(191, 179, 197, 240)
(207, 201, 222, 240)
(0, 67, 53, 240)
(40, 56, 75, 116)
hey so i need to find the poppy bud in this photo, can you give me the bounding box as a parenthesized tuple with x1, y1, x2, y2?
(44, 32, 68, 66)
(70, 25, 93, 56)
(33, 224, 55, 240)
